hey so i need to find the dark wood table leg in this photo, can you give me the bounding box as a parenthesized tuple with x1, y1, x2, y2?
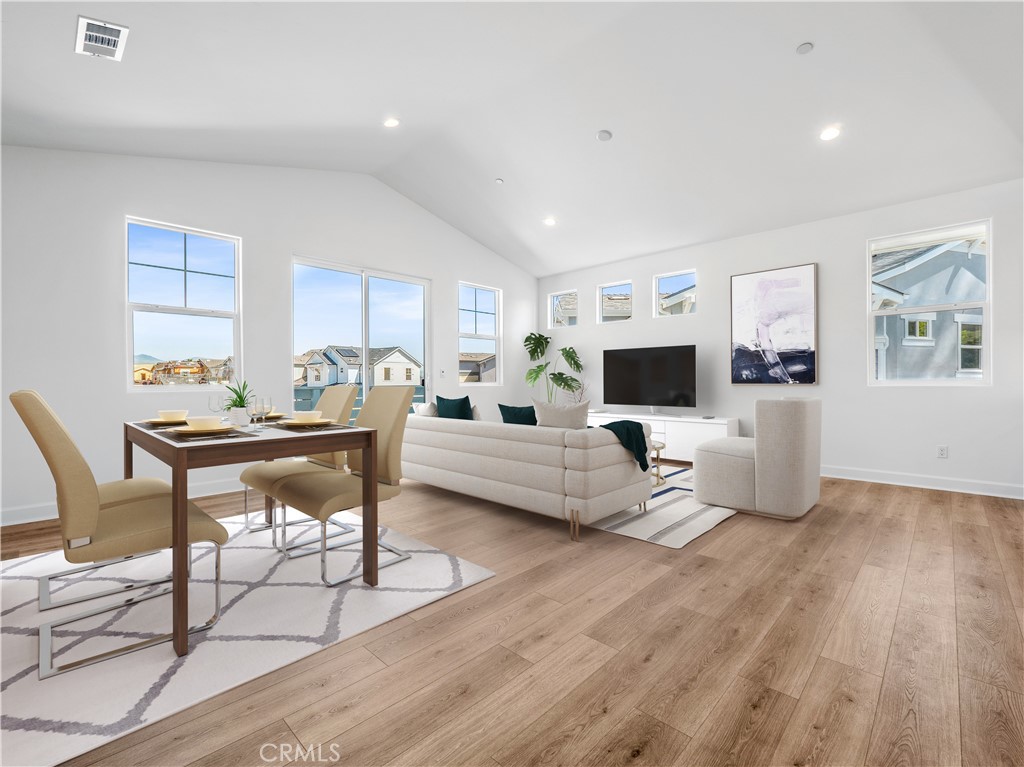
(362, 432, 378, 586)
(264, 458, 274, 524)
(123, 424, 134, 480)
(171, 451, 190, 656)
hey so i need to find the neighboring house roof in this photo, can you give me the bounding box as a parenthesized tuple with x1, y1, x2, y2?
(459, 353, 495, 364)
(372, 346, 423, 369)
(659, 284, 696, 309)
(297, 345, 423, 370)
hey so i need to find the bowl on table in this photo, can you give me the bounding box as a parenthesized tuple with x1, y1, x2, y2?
(290, 411, 323, 423)
(158, 409, 188, 421)
(185, 416, 223, 431)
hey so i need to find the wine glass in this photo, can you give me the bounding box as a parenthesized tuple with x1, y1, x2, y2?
(208, 394, 225, 421)
(255, 396, 272, 430)
(244, 397, 260, 431)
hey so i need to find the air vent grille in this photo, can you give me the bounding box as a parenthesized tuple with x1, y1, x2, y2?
(75, 16, 129, 61)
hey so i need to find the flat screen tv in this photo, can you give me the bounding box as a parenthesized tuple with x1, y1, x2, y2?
(603, 345, 696, 407)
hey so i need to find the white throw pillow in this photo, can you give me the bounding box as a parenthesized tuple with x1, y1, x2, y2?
(533, 399, 589, 429)
(472, 405, 482, 420)
(413, 402, 438, 416)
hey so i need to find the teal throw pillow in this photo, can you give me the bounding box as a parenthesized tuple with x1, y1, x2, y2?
(498, 404, 537, 426)
(436, 395, 473, 420)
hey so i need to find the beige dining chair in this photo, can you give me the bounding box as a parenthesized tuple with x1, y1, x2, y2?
(9, 390, 229, 678)
(240, 384, 359, 533)
(270, 385, 415, 586)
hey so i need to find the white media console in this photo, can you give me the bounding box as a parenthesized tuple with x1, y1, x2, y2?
(586, 412, 739, 462)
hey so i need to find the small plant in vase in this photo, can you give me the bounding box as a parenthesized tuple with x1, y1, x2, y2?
(224, 379, 253, 426)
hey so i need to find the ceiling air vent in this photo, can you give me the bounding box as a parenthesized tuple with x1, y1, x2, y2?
(74, 16, 129, 61)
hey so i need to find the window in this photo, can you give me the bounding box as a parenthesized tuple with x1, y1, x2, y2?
(868, 221, 989, 384)
(459, 283, 500, 384)
(599, 282, 632, 323)
(127, 219, 239, 388)
(406, 368, 413, 381)
(654, 270, 697, 316)
(549, 290, 578, 328)
(293, 262, 427, 415)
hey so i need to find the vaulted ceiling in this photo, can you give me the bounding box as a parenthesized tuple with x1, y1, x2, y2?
(3, 2, 1021, 277)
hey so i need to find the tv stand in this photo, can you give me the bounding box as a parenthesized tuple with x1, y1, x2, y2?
(586, 412, 738, 462)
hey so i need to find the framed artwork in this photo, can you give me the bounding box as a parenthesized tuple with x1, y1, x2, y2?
(731, 263, 817, 384)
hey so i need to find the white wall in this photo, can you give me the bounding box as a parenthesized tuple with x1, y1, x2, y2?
(1, 146, 538, 524)
(539, 179, 1024, 499)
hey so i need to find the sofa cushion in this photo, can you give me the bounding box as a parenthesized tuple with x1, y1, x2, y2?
(499, 404, 537, 426)
(695, 436, 755, 460)
(436, 395, 472, 420)
(413, 402, 438, 416)
(534, 399, 589, 429)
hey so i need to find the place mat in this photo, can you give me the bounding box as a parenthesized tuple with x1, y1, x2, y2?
(266, 422, 354, 432)
(160, 429, 259, 443)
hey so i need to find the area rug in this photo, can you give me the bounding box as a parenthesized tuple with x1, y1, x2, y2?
(0, 513, 494, 767)
(589, 467, 736, 548)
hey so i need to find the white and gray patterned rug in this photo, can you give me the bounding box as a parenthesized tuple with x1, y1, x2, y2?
(0, 513, 494, 767)
(590, 468, 737, 548)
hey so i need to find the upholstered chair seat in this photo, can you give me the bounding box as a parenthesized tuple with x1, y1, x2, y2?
(694, 398, 821, 520)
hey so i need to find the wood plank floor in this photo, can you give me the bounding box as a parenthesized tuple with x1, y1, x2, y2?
(3, 478, 1023, 767)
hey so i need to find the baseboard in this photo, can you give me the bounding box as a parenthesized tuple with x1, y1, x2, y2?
(821, 465, 1024, 500)
(0, 477, 245, 527)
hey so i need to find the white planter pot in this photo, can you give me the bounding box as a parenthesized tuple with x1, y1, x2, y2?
(227, 408, 251, 427)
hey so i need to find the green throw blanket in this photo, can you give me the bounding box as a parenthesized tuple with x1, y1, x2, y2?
(599, 420, 649, 472)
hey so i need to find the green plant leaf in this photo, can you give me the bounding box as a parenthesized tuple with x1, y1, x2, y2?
(224, 379, 252, 409)
(559, 346, 583, 373)
(523, 332, 551, 362)
(549, 372, 582, 392)
(525, 362, 550, 386)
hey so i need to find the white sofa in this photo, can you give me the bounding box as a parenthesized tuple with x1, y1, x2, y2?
(401, 415, 652, 537)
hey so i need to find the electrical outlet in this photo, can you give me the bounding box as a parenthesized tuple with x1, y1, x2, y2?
(937, 445, 949, 459)
(440, 369, 446, 378)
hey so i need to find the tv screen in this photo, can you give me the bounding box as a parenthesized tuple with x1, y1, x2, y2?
(603, 345, 696, 407)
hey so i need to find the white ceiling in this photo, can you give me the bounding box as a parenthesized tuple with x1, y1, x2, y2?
(3, 2, 1021, 277)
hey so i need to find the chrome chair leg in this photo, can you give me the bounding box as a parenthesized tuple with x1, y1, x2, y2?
(38, 543, 223, 680)
(243, 487, 273, 532)
(38, 550, 170, 611)
(272, 504, 355, 558)
(318, 521, 410, 587)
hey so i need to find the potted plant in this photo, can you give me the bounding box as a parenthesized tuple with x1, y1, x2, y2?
(224, 379, 253, 426)
(523, 332, 583, 403)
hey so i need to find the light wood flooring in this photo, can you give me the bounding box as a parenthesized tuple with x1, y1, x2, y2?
(3, 478, 1023, 767)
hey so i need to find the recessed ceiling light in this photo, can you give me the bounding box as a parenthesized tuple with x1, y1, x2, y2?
(495, 178, 504, 185)
(819, 124, 841, 141)
(596, 130, 613, 142)
(796, 42, 814, 55)
(543, 217, 557, 226)
(383, 117, 400, 128)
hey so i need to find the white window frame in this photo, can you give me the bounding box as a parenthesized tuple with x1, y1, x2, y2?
(290, 256, 432, 403)
(901, 313, 936, 347)
(125, 217, 242, 393)
(459, 281, 502, 386)
(867, 219, 991, 386)
(955, 313, 984, 379)
(548, 289, 578, 329)
(597, 280, 633, 324)
(653, 269, 697, 318)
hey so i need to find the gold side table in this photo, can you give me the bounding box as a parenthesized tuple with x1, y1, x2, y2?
(651, 440, 666, 486)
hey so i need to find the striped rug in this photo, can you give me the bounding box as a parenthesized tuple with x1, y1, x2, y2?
(590, 468, 736, 548)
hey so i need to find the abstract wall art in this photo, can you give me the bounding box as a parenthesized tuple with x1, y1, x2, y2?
(731, 263, 817, 384)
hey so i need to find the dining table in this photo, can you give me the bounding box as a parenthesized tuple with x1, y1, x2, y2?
(123, 419, 378, 656)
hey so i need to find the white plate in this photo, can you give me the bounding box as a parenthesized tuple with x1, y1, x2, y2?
(171, 425, 238, 435)
(279, 418, 334, 427)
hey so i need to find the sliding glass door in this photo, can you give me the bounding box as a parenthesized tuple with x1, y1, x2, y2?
(293, 262, 427, 418)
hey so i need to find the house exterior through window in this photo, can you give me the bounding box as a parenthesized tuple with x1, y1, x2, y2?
(868, 221, 990, 384)
(459, 282, 500, 383)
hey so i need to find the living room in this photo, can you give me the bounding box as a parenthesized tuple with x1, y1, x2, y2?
(2, 3, 1022, 767)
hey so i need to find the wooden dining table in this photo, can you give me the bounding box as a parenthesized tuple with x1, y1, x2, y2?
(123, 420, 378, 656)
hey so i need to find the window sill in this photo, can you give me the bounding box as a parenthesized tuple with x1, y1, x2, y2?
(901, 338, 935, 347)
